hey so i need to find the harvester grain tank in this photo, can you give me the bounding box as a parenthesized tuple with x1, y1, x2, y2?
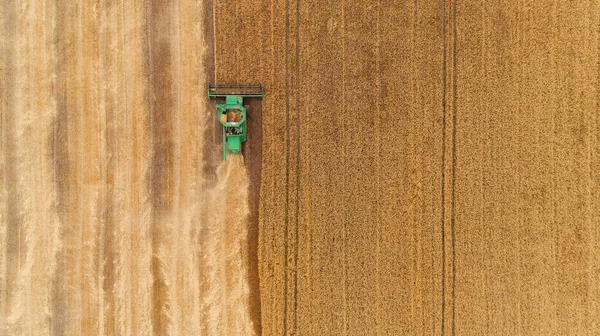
(207, 84, 264, 160)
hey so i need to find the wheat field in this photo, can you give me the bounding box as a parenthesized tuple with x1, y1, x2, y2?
(250, 0, 600, 335)
(2, 0, 600, 335)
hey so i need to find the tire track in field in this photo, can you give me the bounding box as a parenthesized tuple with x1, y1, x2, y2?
(440, 0, 458, 334)
(440, 0, 449, 333)
(292, 0, 302, 332)
(282, 0, 291, 331)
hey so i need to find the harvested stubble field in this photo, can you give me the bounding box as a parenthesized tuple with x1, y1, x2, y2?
(1, 0, 600, 336)
(1, 0, 256, 335)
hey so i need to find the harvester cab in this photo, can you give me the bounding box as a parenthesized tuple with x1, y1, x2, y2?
(208, 84, 264, 160)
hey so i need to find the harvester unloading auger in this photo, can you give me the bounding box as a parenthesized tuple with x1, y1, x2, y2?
(208, 84, 264, 160)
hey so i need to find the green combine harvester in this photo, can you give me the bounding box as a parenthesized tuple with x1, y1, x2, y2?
(208, 84, 264, 160)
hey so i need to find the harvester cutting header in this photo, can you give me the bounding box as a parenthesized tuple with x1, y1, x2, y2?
(208, 84, 264, 160)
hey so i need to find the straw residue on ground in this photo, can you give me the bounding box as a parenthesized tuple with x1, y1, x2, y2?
(0, 0, 257, 335)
